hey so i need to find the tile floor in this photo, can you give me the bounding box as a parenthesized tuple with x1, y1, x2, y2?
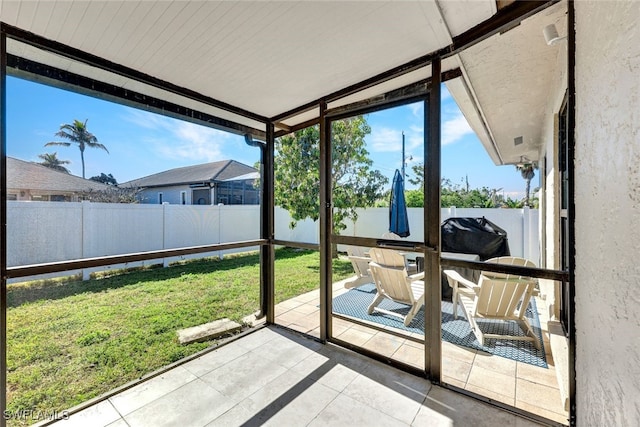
(47, 326, 547, 427)
(271, 280, 570, 426)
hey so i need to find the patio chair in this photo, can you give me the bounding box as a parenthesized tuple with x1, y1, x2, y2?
(380, 232, 418, 274)
(344, 246, 372, 289)
(367, 248, 425, 326)
(443, 256, 541, 349)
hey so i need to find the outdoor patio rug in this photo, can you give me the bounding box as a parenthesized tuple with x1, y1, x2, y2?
(332, 283, 547, 368)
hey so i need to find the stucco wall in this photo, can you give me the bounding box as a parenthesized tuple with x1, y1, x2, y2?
(575, 2, 640, 425)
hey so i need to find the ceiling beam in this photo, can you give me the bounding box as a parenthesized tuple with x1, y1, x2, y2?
(272, 68, 462, 138)
(449, 0, 559, 54)
(7, 55, 266, 139)
(325, 68, 462, 119)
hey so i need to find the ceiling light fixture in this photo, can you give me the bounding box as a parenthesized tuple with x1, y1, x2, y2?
(543, 24, 567, 46)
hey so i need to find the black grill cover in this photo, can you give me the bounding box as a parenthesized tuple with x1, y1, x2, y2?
(441, 217, 510, 261)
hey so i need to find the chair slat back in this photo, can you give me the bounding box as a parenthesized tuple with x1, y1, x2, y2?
(369, 262, 414, 304)
(368, 248, 406, 269)
(476, 257, 537, 318)
(346, 246, 370, 278)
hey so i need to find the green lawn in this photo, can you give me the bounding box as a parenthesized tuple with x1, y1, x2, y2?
(6, 248, 353, 426)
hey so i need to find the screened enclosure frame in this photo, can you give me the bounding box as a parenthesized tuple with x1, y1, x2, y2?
(0, 1, 576, 425)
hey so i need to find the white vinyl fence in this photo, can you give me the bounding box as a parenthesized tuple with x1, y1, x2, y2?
(8, 201, 538, 282)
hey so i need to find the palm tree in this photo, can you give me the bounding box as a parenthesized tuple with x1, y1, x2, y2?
(515, 163, 536, 207)
(38, 152, 71, 174)
(45, 119, 108, 179)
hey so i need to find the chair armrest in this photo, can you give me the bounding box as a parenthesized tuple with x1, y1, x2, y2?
(443, 269, 478, 290)
(408, 271, 425, 281)
(347, 255, 370, 262)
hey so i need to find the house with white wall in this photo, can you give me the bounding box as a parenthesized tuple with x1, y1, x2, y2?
(121, 160, 259, 205)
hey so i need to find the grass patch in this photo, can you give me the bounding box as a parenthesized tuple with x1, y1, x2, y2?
(7, 248, 352, 426)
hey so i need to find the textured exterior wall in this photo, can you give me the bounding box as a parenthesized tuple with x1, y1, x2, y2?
(576, 2, 640, 425)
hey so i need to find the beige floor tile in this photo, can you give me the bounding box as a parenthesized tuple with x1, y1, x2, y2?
(276, 298, 305, 310)
(403, 337, 425, 349)
(292, 303, 319, 315)
(308, 326, 320, 338)
(330, 317, 352, 336)
(515, 400, 569, 425)
(467, 365, 516, 399)
(517, 362, 559, 389)
(473, 352, 517, 377)
(362, 333, 405, 357)
(392, 344, 425, 369)
(286, 322, 312, 334)
(296, 289, 320, 303)
(275, 309, 307, 327)
(465, 383, 515, 406)
(442, 359, 472, 384)
(335, 326, 375, 346)
(516, 378, 567, 416)
(349, 321, 379, 334)
(441, 375, 466, 389)
(286, 317, 321, 336)
(441, 341, 477, 364)
(274, 304, 290, 316)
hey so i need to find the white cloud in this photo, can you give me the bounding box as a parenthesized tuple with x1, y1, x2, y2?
(369, 127, 403, 152)
(124, 110, 235, 162)
(442, 111, 474, 145)
(408, 103, 423, 118)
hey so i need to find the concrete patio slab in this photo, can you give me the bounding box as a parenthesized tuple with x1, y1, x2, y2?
(46, 326, 549, 427)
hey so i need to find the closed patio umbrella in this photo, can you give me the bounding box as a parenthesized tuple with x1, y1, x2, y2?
(389, 169, 410, 237)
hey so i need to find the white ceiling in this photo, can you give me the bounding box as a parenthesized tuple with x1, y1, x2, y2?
(0, 1, 481, 118)
(447, 1, 568, 165)
(0, 1, 565, 164)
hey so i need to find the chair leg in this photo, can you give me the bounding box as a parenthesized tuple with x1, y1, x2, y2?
(453, 293, 462, 319)
(467, 314, 485, 345)
(367, 293, 385, 315)
(518, 319, 541, 350)
(403, 301, 424, 326)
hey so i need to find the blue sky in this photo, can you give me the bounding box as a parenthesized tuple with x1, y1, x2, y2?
(7, 76, 529, 196)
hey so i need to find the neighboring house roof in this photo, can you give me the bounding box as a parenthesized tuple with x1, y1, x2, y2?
(7, 157, 111, 192)
(222, 171, 260, 182)
(121, 160, 258, 188)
